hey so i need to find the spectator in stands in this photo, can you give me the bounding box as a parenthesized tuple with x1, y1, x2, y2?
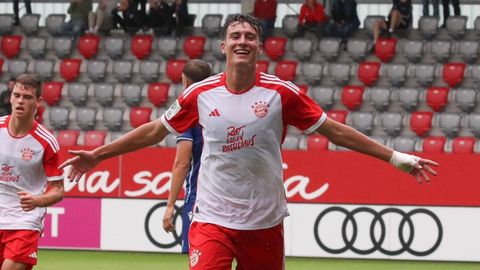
(62, 0, 92, 37)
(325, 0, 360, 43)
(372, 0, 412, 43)
(253, 0, 277, 42)
(422, 0, 439, 17)
(87, 0, 118, 34)
(298, 0, 328, 38)
(13, 0, 32, 25)
(172, 0, 193, 37)
(132, 0, 147, 26)
(147, 0, 174, 34)
(0, 77, 16, 116)
(111, 0, 142, 34)
(442, 0, 460, 26)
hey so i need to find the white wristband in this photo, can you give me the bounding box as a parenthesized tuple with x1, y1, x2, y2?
(389, 151, 420, 172)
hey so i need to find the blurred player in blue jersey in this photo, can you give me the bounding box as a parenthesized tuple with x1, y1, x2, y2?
(162, 59, 211, 253)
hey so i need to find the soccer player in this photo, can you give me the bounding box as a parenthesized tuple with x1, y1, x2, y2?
(0, 74, 64, 270)
(162, 59, 212, 254)
(60, 14, 438, 270)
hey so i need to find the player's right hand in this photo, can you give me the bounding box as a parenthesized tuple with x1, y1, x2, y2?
(58, 150, 99, 182)
(162, 205, 175, 233)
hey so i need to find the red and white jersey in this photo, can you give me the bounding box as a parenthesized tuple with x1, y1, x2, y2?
(161, 72, 326, 230)
(0, 115, 63, 231)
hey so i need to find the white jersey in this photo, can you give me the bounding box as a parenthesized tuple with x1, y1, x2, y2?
(0, 115, 63, 231)
(161, 72, 326, 230)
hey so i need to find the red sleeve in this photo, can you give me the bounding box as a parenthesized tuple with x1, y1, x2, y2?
(284, 88, 326, 134)
(316, 4, 327, 23)
(43, 145, 63, 181)
(161, 89, 199, 135)
(298, 5, 306, 25)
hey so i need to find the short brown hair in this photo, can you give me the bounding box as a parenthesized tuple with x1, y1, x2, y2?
(182, 59, 212, 83)
(222, 14, 262, 41)
(14, 74, 42, 98)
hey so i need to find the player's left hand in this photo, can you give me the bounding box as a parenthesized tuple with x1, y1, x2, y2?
(17, 191, 39, 211)
(409, 158, 439, 184)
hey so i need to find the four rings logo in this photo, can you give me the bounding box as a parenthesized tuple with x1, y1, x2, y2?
(145, 202, 184, 248)
(314, 207, 443, 256)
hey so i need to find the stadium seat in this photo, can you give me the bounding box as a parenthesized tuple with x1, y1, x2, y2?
(422, 136, 446, 153)
(68, 83, 89, 107)
(392, 136, 417, 152)
(45, 14, 66, 36)
(1, 35, 22, 59)
(86, 59, 107, 82)
(380, 112, 403, 137)
(363, 15, 385, 36)
(78, 34, 100, 59)
(109, 131, 126, 143)
(413, 63, 435, 87)
(458, 41, 479, 64)
(452, 137, 476, 153)
(49, 106, 70, 130)
(446, 16, 467, 40)
(274, 60, 297, 81)
(469, 64, 480, 88)
(264, 36, 287, 61)
(350, 112, 374, 135)
(130, 107, 152, 128)
(318, 38, 342, 62)
(113, 60, 133, 83)
(370, 135, 388, 145)
(455, 88, 477, 113)
(256, 60, 270, 73)
(209, 37, 224, 60)
(347, 38, 371, 62)
(398, 87, 420, 112)
(57, 130, 79, 147)
(468, 113, 480, 137)
(103, 107, 124, 131)
(385, 63, 407, 87)
(83, 130, 107, 147)
(442, 62, 465, 88)
(307, 134, 329, 151)
(418, 16, 439, 40)
(282, 15, 298, 38)
(166, 59, 187, 84)
(0, 14, 14, 35)
(439, 113, 461, 138)
(164, 133, 177, 147)
(60, 58, 82, 82)
(33, 59, 55, 81)
(374, 37, 397, 63)
(430, 40, 452, 63)
(368, 87, 391, 112)
(148, 82, 170, 107)
(201, 14, 223, 37)
(327, 110, 348, 124)
(8, 59, 28, 78)
(410, 111, 434, 137)
(27, 36, 47, 59)
(94, 83, 115, 107)
(426, 87, 449, 112)
(341, 85, 364, 111)
(157, 37, 177, 59)
(131, 34, 153, 60)
(310, 86, 335, 110)
(104, 36, 124, 59)
(20, 14, 40, 35)
(358, 61, 381, 86)
(301, 62, 322, 85)
(0, 59, 3, 74)
(139, 60, 160, 83)
(292, 38, 313, 61)
(402, 39, 424, 63)
(328, 63, 351, 86)
(42, 82, 64, 106)
(121, 84, 142, 107)
(183, 36, 206, 59)
(282, 134, 300, 150)
(53, 37, 73, 58)
(76, 107, 97, 130)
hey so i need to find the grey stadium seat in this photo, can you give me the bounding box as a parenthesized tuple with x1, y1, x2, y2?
(458, 41, 479, 64)
(157, 37, 177, 59)
(446, 16, 468, 40)
(45, 14, 66, 36)
(202, 14, 223, 37)
(319, 38, 342, 62)
(392, 136, 416, 152)
(94, 83, 115, 107)
(310, 86, 335, 110)
(53, 37, 73, 58)
(86, 59, 108, 82)
(121, 83, 142, 107)
(328, 63, 351, 86)
(0, 14, 14, 35)
(380, 112, 403, 137)
(68, 83, 89, 107)
(49, 106, 70, 130)
(385, 63, 407, 87)
(103, 107, 124, 131)
(104, 36, 125, 59)
(351, 112, 374, 135)
(347, 38, 371, 62)
(76, 107, 97, 130)
(292, 38, 313, 61)
(363, 15, 385, 36)
(139, 60, 160, 83)
(413, 63, 435, 87)
(8, 59, 28, 78)
(402, 40, 424, 63)
(397, 87, 420, 112)
(439, 113, 461, 138)
(113, 60, 133, 83)
(20, 14, 40, 35)
(301, 62, 323, 85)
(430, 40, 452, 63)
(209, 37, 224, 60)
(418, 16, 439, 40)
(164, 134, 178, 147)
(475, 16, 480, 37)
(368, 87, 391, 112)
(469, 64, 480, 88)
(282, 134, 300, 150)
(33, 59, 55, 81)
(282, 15, 298, 38)
(468, 113, 480, 137)
(27, 37, 47, 59)
(455, 88, 477, 113)
(109, 131, 126, 142)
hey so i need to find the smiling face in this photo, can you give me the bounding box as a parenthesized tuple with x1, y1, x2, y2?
(10, 83, 40, 120)
(221, 20, 263, 68)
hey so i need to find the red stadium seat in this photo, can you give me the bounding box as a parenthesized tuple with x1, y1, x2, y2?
(42, 82, 64, 106)
(327, 110, 348, 124)
(256, 60, 270, 73)
(60, 58, 82, 82)
(374, 37, 397, 63)
(307, 134, 329, 151)
(35, 105, 45, 124)
(78, 34, 100, 59)
(148, 82, 170, 107)
(57, 130, 80, 147)
(298, 84, 308, 94)
(426, 87, 449, 112)
(358, 61, 381, 86)
(410, 111, 434, 137)
(452, 137, 476, 153)
(442, 62, 466, 88)
(130, 107, 152, 128)
(0, 58, 4, 74)
(83, 130, 107, 147)
(131, 34, 154, 60)
(341, 85, 365, 111)
(422, 136, 446, 153)
(274, 60, 297, 81)
(183, 36, 206, 59)
(264, 36, 287, 61)
(1, 35, 22, 59)
(166, 59, 187, 84)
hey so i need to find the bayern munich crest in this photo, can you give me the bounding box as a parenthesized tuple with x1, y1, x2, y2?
(251, 101, 270, 118)
(21, 148, 34, 161)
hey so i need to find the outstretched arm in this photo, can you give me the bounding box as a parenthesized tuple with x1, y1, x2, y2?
(18, 180, 64, 211)
(59, 118, 170, 181)
(316, 118, 438, 183)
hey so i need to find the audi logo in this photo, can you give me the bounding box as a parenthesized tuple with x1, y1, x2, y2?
(314, 207, 443, 256)
(144, 202, 184, 249)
